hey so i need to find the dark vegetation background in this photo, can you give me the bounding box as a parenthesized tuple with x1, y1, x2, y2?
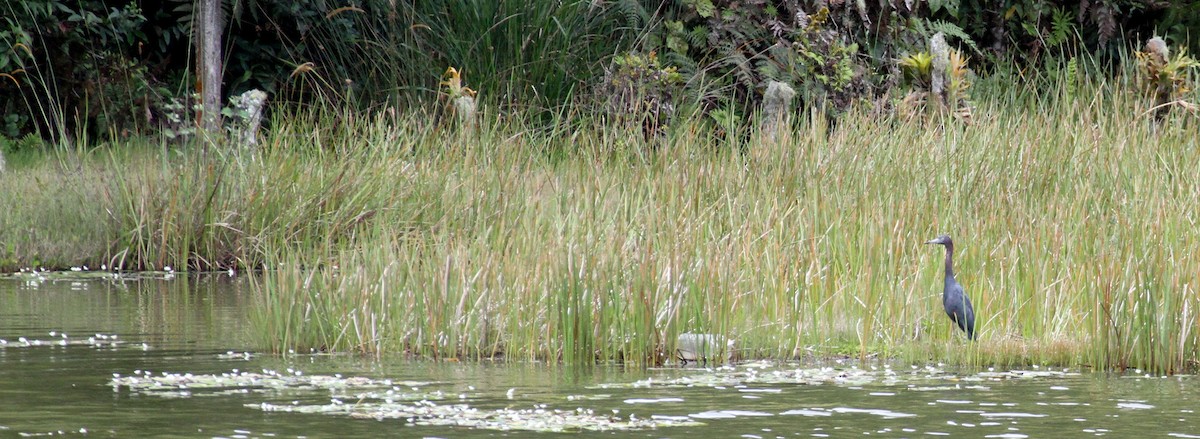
(1, 0, 1197, 149)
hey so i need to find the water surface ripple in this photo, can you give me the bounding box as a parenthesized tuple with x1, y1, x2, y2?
(1, 274, 1198, 437)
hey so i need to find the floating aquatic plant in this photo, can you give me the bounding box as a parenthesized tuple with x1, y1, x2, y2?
(254, 400, 702, 432)
(109, 368, 699, 432)
(1, 270, 182, 284)
(0, 333, 125, 349)
(595, 361, 1080, 390)
(104, 362, 1095, 433)
(110, 369, 432, 396)
(215, 351, 255, 360)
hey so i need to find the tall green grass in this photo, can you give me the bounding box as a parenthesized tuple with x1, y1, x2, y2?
(0, 151, 119, 269)
(2, 71, 1197, 372)
(244, 72, 1198, 372)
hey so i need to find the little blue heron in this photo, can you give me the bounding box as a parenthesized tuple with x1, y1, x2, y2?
(925, 234, 975, 341)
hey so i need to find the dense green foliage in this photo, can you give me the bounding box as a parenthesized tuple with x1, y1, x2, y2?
(2, 0, 1198, 146)
(1, 0, 636, 144)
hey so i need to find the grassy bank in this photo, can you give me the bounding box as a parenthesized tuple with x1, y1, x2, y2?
(250, 73, 1198, 372)
(2, 73, 1198, 373)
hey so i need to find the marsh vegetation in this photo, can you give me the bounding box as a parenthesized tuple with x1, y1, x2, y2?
(2, 1, 1198, 374)
(5, 67, 1198, 373)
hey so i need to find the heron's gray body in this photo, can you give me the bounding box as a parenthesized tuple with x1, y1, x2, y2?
(927, 235, 976, 340)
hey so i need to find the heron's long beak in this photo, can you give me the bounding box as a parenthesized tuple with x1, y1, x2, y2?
(924, 239, 937, 245)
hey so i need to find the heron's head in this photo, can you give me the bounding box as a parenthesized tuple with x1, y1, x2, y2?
(925, 234, 953, 246)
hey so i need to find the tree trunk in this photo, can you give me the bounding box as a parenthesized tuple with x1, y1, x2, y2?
(196, 0, 223, 133)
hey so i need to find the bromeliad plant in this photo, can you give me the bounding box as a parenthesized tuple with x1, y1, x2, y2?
(898, 51, 933, 89)
(897, 32, 974, 123)
(440, 67, 478, 132)
(1136, 37, 1199, 121)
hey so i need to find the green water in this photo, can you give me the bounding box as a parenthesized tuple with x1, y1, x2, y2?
(2, 273, 1199, 438)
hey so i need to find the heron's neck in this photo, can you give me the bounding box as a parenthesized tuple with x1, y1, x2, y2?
(942, 244, 955, 278)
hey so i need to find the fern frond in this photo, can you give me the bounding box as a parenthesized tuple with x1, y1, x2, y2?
(688, 25, 708, 47)
(663, 51, 700, 75)
(1047, 8, 1076, 47)
(1092, 4, 1117, 45)
(923, 19, 983, 57)
(613, 0, 649, 30)
(719, 44, 755, 89)
(757, 56, 781, 81)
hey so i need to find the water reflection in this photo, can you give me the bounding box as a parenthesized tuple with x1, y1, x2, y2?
(1, 274, 1199, 437)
